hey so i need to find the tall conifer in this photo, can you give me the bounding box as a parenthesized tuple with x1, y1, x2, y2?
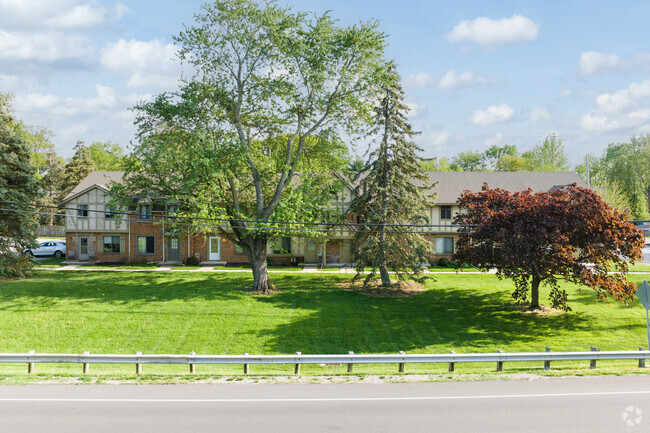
(351, 64, 436, 288)
(0, 93, 40, 277)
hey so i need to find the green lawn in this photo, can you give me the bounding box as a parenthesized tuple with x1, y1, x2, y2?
(629, 263, 650, 272)
(0, 270, 649, 377)
(80, 263, 160, 269)
(34, 257, 67, 268)
(213, 265, 302, 272)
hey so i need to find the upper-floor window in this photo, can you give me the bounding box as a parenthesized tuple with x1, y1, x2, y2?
(138, 204, 151, 220)
(167, 204, 179, 218)
(271, 237, 292, 254)
(77, 205, 88, 218)
(440, 206, 452, 220)
(105, 206, 117, 219)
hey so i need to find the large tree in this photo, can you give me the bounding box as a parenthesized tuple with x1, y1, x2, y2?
(454, 184, 644, 311)
(0, 93, 40, 278)
(350, 65, 434, 288)
(59, 141, 96, 202)
(87, 141, 125, 171)
(113, 0, 387, 293)
(522, 134, 570, 172)
(593, 136, 650, 219)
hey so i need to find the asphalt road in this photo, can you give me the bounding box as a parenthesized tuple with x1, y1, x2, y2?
(1, 376, 650, 432)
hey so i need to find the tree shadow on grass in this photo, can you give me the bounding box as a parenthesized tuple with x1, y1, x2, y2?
(251, 277, 595, 354)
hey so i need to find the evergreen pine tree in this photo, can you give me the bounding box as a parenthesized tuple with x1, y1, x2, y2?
(0, 93, 41, 277)
(59, 141, 96, 202)
(350, 64, 436, 288)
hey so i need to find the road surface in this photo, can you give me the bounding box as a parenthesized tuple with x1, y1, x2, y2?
(1, 376, 650, 432)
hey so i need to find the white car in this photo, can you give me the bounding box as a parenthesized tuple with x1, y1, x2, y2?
(25, 241, 67, 257)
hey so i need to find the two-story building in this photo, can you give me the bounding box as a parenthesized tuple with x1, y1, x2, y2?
(59, 170, 587, 265)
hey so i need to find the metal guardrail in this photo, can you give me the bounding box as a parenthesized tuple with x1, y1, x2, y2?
(5, 349, 650, 374)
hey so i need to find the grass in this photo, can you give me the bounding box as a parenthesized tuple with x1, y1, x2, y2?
(80, 263, 160, 269)
(213, 265, 302, 272)
(34, 257, 67, 268)
(1, 270, 650, 378)
(172, 265, 202, 270)
(629, 263, 650, 272)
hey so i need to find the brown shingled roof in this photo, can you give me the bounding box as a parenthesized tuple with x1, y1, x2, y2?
(60, 171, 124, 204)
(424, 171, 588, 204)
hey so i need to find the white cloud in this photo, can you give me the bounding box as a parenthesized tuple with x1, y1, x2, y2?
(579, 51, 650, 76)
(0, 30, 94, 63)
(580, 79, 650, 132)
(530, 107, 551, 124)
(579, 51, 619, 76)
(405, 70, 495, 90)
(485, 133, 505, 147)
(405, 101, 428, 119)
(469, 103, 514, 126)
(445, 14, 539, 47)
(100, 39, 183, 89)
(404, 73, 437, 88)
(420, 131, 450, 147)
(0, 0, 128, 29)
(438, 70, 488, 90)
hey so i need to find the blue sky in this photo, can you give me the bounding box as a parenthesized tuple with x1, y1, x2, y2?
(2, 0, 650, 164)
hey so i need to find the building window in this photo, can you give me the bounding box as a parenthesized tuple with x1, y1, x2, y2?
(77, 205, 88, 217)
(103, 236, 120, 253)
(137, 236, 155, 254)
(271, 237, 291, 254)
(167, 204, 178, 217)
(105, 206, 117, 219)
(440, 206, 452, 220)
(138, 204, 151, 220)
(435, 237, 454, 255)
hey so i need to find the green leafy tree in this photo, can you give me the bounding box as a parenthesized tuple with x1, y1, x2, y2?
(351, 65, 435, 288)
(59, 141, 96, 202)
(420, 157, 457, 171)
(595, 136, 650, 219)
(0, 92, 40, 277)
(87, 141, 125, 170)
(450, 151, 486, 171)
(495, 154, 528, 171)
(522, 134, 570, 171)
(113, 0, 387, 293)
(454, 184, 644, 311)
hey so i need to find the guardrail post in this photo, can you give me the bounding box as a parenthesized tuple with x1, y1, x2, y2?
(496, 350, 504, 371)
(294, 352, 301, 375)
(347, 351, 354, 373)
(590, 347, 599, 369)
(82, 351, 90, 374)
(398, 351, 406, 373)
(449, 350, 456, 372)
(243, 352, 249, 375)
(27, 350, 35, 374)
(189, 351, 196, 374)
(136, 351, 142, 375)
(639, 347, 646, 368)
(544, 347, 551, 370)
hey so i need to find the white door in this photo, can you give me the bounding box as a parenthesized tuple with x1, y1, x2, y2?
(208, 237, 221, 261)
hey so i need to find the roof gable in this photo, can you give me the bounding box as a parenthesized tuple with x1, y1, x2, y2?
(60, 171, 124, 204)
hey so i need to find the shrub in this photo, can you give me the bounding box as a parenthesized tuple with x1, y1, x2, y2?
(437, 257, 449, 267)
(185, 255, 200, 266)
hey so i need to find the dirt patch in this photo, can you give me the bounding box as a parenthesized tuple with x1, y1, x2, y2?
(337, 279, 427, 297)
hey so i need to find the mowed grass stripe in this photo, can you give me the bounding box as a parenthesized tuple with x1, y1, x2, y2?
(0, 271, 649, 359)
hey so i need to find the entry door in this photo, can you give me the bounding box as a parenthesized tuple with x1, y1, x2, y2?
(79, 237, 89, 260)
(167, 236, 181, 262)
(208, 237, 221, 261)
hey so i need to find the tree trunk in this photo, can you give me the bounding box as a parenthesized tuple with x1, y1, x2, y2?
(530, 275, 541, 310)
(378, 227, 391, 288)
(246, 238, 274, 294)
